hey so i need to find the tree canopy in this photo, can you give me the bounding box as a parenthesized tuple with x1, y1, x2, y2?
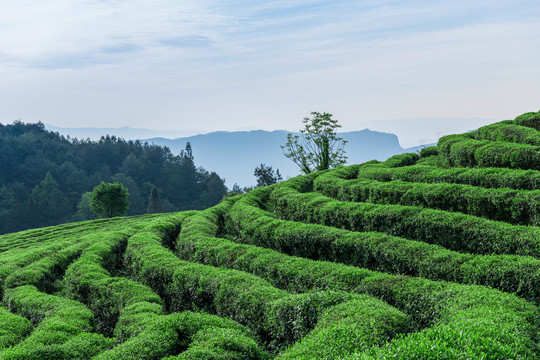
(0, 121, 228, 234)
(90, 182, 130, 218)
(254, 164, 282, 187)
(282, 112, 347, 174)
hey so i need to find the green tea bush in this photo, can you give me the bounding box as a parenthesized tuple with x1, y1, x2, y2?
(357, 163, 540, 190)
(1, 285, 114, 359)
(439, 134, 540, 170)
(63, 215, 186, 339)
(270, 184, 540, 258)
(94, 311, 266, 360)
(382, 152, 419, 168)
(419, 146, 438, 158)
(224, 191, 540, 304)
(514, 110, 540, 131)
(0, 305, 32, 350)
(475, 122, 540, 146)
(175, 209, 411, 355)
(278, 297, 408, 359)
(437, 134, 472, 159)
(314, 167, 540, 225)
(449, 138, 488, 167)
(4, 239, 94, 292)
(474, 141, 540, 170)
(175, 208, 539, 358)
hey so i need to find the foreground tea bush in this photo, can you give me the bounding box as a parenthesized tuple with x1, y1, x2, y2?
(94, 311, 266, 360)
(475, 122, 540, 146)
(224, 188, 540, 304)
(123, 207, 410, 359)
(174, 197, 539, 359)
(2, 285, 114, 359)
(0, 305, 32, 350)
(514, 110, 540, 131)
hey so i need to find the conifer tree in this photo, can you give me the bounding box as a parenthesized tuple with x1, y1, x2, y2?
(146, 186, 163, 213)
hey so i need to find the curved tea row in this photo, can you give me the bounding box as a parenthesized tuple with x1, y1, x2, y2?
(0, 112, 538, 359)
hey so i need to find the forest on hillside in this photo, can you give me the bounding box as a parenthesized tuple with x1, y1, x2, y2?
(0, 121, 227, 234)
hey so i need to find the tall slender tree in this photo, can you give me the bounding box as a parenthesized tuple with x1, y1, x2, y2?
(146, 186, 163, 213)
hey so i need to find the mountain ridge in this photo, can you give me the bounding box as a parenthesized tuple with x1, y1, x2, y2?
(43, 124, 436, 186)
(146, 129, 422, 186)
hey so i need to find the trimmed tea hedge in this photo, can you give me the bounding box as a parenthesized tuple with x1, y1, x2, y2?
(2, 285, 114, 359)
(223, 190, 540, 304)
(515, 110, 540, 131)
(438, 135, 540, 170)
(0, 305, 32, 350)
(314, 166, 540, 225)
(93, 311, 266, 360)
(173, 199, 539, 359)
(475, 122, 540, 146)
(126, 209, 409, 356)
(357, 163, 540, 190)
(269, 183, 540, 258)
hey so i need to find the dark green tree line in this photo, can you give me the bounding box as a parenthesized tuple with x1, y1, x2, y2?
(0, 121, 227, 234)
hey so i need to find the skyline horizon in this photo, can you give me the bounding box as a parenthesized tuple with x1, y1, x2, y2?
(34, 114, 508, 149)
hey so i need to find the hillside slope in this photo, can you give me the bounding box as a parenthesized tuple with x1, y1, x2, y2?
(0, 111, 538, 359)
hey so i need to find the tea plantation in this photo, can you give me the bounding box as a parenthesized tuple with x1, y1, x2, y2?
(0, 111, 539, 359)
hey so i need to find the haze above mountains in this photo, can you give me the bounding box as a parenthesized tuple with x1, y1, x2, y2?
(45, 117, 498, 186)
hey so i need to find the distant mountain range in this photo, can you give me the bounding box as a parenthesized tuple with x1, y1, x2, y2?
(44, 123, 434, 187)
(146, 130, 428, 187)
(41, 117, 503, 186)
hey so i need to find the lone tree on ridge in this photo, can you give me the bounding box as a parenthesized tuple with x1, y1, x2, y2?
(282, 111, 347, 174)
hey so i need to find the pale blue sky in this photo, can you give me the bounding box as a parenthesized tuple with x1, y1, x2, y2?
(1, 0, 539, 145)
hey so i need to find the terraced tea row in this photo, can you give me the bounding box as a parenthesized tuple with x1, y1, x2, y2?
(315, 165, 540, 225)
(177, 199, 539, 358)
(0, 112, 538, 358)
(437, 113, 540, 170)
(224, 187, 540, 304)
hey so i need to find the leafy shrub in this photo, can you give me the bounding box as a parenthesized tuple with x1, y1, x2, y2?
(474, 141, 540, 170)
(419, 146, 438, 158)
(514, 110, 540, 131)
(475, 122, 540, 146)
(383, 153, 419, 168)
(357, 163, 540, 190)
(314, 167, 540, 225)
(270, 184, 540, 258)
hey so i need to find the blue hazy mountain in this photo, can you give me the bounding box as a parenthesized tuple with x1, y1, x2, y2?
(44, 124, 430, 187)
(147, 129, 419, 187)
